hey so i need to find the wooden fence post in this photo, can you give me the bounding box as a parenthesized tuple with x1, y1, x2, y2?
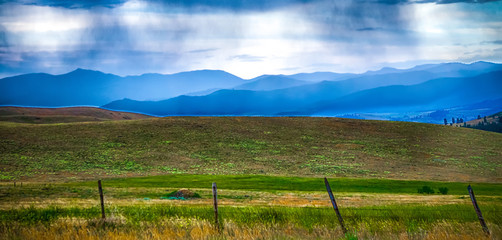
(212, 182, 220, 231)
(468, 185, 490, 235)
(324, 177, 347, 234)
(98, 180, 106, 219)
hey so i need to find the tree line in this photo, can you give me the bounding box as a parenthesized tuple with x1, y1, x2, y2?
(457, 115, 502, 133)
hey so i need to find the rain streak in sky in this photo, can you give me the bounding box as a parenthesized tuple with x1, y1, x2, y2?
(1, 0, 501, 78)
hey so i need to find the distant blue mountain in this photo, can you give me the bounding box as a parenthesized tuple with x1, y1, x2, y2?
(0, 69, 244, 106)
(308, 71, 502, 115)
(119, 70, 244, 101)
(0, 69, 121, 106)
(2, 61, 502, 122)
(103, 70, 502, 117)
(363, 61, 502, 77)
(281, 61, 502, 82)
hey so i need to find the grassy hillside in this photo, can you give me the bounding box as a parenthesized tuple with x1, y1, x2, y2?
(0, 106, 152, 124)
(1, 117, 501, 182)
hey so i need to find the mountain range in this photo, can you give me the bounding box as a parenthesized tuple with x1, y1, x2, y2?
(2, 61, 502, 124)
(0, 69, 244, 106)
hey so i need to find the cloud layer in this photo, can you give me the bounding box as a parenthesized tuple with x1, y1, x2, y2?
(1, 0, 501, 78)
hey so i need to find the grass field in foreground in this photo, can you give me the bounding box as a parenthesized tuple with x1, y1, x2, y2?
(1, 204, 501, 236)
(1, 174, 502, 239)
(1, 117, 502, 183)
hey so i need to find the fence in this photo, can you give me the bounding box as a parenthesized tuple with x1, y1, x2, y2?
(82, 177, 494, 236)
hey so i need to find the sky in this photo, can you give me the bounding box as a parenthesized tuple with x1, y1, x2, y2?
(0, 0, 501, 79)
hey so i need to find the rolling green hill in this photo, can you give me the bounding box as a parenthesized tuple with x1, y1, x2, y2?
(0, 117, 501, 182)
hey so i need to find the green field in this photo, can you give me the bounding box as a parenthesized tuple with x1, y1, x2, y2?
(1, 117, 501, 182)
(1, 174, 501, 239)
(1, 116, 502, 239)
(70, 174, 502, 195)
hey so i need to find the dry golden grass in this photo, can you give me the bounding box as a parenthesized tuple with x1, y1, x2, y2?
(1, 218, 498, 240)
(0, 187, 477, 210)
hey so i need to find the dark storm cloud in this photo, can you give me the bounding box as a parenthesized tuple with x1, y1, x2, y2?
(65, 5, 198, 74)
(302, 0, 417, 46)
(0, 1, 191, 75)
(0, 0, 418, 76)
(3, 0, 499, 10)
(1, 0, 500, 77)
(83, 15, 132, 51)
(147, 0, 314, 11)
(0, 0, 127, 9)
(1, 0, 315, 11)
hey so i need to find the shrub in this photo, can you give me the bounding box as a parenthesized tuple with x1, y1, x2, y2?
(161, 189, 201, 200)
(438, 187, 449, 195)
(417, 186, 435, 194)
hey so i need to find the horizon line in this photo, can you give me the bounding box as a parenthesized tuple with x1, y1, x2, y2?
(1, 60, 500, 80)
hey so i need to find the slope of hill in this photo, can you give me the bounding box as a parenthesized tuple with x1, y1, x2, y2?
(0, 117, 500, 182)
(103, 90, 291, 116)
(0, 106, 152, 124)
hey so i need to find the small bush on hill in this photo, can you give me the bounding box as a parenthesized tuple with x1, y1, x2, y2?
(438, 187, 449, 195)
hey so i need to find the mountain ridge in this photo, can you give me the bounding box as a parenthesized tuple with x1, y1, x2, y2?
(2, 61, 502, 123)
(103, 70, 502, 121)
(0, 69, 246, 106)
